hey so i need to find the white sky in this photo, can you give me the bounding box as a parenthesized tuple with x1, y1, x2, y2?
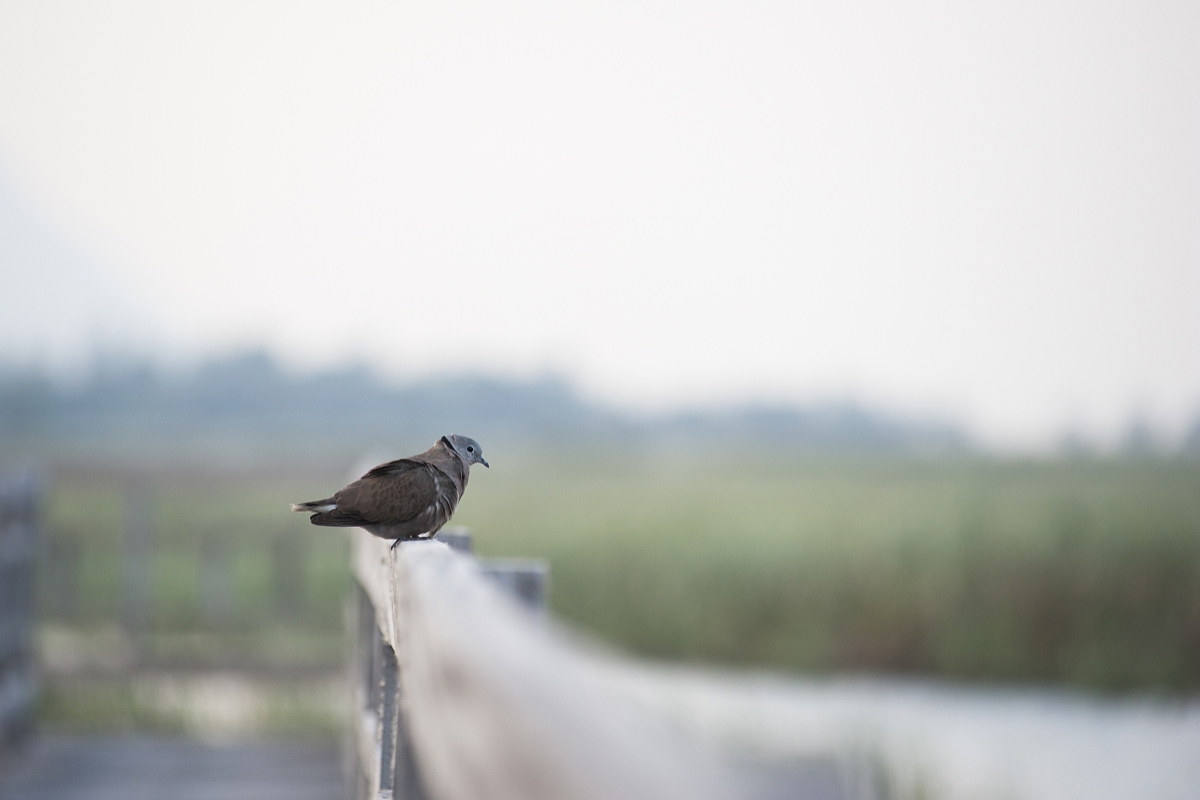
(0, 0, 1197, 450)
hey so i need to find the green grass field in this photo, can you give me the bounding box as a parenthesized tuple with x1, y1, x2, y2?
(40, 470, 349, 670)
(41, 454, 1200, 692)
(459, 454, 1200, 692)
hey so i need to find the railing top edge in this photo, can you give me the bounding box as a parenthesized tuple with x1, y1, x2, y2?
(348, 527, 732, 800)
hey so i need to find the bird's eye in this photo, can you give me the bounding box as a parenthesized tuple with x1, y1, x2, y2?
(467, 446, 474, 452)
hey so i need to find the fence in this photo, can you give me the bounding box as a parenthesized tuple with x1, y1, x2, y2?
(37, 479, 348, 674)
(0, 475, 39, 750)
(346, 526, 754, 800)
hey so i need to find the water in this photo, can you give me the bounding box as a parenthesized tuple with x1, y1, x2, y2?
(612, 665, 1200, 800)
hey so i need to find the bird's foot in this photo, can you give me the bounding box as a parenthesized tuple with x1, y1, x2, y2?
(390, 538, 402, 552)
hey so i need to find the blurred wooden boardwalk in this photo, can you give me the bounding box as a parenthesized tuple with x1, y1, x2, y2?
(0, 736, 342, 800)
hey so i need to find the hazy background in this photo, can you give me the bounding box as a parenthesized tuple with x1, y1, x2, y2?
(0, 0, 1198, 747)
(1, 0, 1197, 452)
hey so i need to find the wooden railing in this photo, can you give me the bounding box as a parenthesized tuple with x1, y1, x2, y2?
(347, 527, 738, 800)
(0, 475, 39, 751)
(40, 481, 343, 639)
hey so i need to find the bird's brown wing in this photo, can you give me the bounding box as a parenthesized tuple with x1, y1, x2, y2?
(329, 460, 438, 526)
(361, 458, 424, 479)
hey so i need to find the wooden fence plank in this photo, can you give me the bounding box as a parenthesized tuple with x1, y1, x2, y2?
(349, 529, 735, 800)
(0, 475, 39, 750)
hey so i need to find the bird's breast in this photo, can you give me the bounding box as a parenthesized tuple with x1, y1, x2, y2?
(429, 471, 458, 518)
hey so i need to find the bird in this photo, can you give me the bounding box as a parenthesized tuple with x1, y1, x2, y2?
(291, 434, 488, 544)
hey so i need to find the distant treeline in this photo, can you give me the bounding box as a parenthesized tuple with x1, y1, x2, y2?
(0, 351, 970, 453)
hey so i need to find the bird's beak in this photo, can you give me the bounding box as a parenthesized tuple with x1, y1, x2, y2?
(480, 457, 490, 468)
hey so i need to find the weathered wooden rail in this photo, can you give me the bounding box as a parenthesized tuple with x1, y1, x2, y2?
(0, 475, 39, 753)
(8, 470, 869, 799)
(347, 527, 741, 800)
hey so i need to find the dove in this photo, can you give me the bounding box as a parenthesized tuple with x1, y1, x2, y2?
(291, 434, 488, 543)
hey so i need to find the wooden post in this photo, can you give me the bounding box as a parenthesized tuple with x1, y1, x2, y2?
(199, 532, 232, 627)
(0, 475, 40, 750)
(435, 528, 550, 611)
(121, 480, 155, 649)
(433, 527, 473, 554)
(479, 559, 549, 611)
(378, 643, 400, 799)
(352, 581, 427, 800)
(44, 532, 79, 620)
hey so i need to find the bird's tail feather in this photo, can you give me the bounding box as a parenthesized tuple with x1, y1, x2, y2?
(308, 511, 363, 527)
(291, 498, 337, 513)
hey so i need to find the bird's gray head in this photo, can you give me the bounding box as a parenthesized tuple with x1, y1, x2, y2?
(445, 434, 489, 468)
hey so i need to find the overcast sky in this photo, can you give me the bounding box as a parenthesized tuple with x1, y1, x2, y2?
(0, 0, 1197, 450)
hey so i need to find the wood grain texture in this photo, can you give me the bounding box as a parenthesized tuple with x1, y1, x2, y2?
(349, 528, 734, 800)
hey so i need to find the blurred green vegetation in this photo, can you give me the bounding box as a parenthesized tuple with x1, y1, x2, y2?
(459, 454, 1200, 693)
(38, 676, 345, 739)
(39, 456, 1200, 693)
(38, 680, 186, 735)
(41, 472, 349, 672)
